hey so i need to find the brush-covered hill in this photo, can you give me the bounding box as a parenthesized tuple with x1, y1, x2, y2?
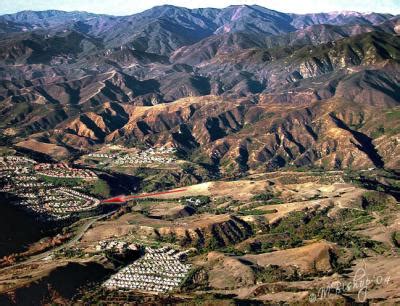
(0, 5, 399, 173)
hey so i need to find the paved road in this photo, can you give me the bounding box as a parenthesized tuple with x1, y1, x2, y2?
(1, 186, 188, 272)
(102, 188, 187, 203)
(0, 211, 115, 272)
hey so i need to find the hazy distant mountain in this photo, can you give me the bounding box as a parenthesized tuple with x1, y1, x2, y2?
(290, 11, 394, 28)
(0, 6, 396, 50)
(0, 10, 99, 29)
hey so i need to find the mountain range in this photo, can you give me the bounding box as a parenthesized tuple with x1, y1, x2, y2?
(0, 5, 399, 174)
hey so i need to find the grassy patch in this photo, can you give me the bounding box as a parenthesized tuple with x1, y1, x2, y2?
(361, 191, 396, 211)
(39, 175, 84, 187)
(254, 265, 298, 283)
(251, 193, 273, 201)
(266, 209, 388, 258)
(371, 125, 385, 139)
(383, 109, 400, 135)
(392, 231, 400, 248)
(248, 236, 304, 254)
(238, 209, 276, 216)
(0, 147, 16, 156)
(88, 179, 111, 198)
(336, 209, 374, 226)
(386, 109, 400, 120)
(40, 175, 111, 198)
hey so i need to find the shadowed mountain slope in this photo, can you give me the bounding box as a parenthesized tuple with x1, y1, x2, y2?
(0, 5, 399, 172)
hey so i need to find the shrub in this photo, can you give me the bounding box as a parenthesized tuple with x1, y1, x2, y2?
(392, 231, 400, 248)
(89, 179, 110, 198)
(238, 209, 276, 216)
(361, 191, 396, 211)
(251, 192, 274, 201)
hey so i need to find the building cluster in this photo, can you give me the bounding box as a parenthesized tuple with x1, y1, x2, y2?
(96, 240, 140, 253)
(103, 246, 191, 293)
(0, 156, 100, 220)
(88, 147, 177, 166)
(42, 188, 100, 215)
(35, 163, 97, 180)
(1, 183, 100, 220)
(185, 198, 203, 207)
(0, 156, 36, 172)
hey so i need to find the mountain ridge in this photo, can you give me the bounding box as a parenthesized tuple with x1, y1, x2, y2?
(0, 5, 399, 173)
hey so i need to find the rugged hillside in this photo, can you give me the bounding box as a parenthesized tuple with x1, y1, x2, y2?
(0, 10, 99, 29)
(0, 6, 397, 59)
(171, 23, 396, 66)
(290, 11, 394, 28)
(2, 30, 399, 103)
(0, 5, 399, 172)
(0, 30, 102, 65)
(10, 70, 400, 172)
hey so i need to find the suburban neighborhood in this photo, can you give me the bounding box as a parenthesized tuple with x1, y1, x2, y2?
(103, 246, 191, 293)
(87, 146, 177, 167)
(0, 155, 101, 220)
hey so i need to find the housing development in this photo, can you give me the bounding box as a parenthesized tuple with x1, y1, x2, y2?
(86, 146, 177, 167)
(0, 156, 101, 220)
(34, 163, 97, 180)
(103, 246, 191, 293)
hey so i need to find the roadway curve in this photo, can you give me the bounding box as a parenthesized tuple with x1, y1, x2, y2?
(101, 188, 187, 203)
(1, 188, 188, 272)
(0, 211, 115, 272)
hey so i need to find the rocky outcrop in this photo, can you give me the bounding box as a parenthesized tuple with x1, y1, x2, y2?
(152, 214, 254, 248)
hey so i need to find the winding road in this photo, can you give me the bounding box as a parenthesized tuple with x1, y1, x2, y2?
(101, 188, 187, 203)
(1, 187, 188, 272)
(0, 211, 115, 272)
